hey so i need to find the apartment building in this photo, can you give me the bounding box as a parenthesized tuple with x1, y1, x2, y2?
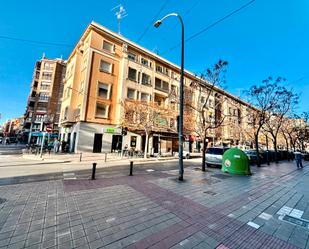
(59, 21, 260, 154)
(23, 57, 66, 143)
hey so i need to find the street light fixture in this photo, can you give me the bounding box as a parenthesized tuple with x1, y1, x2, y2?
(154, 13, 185, 181)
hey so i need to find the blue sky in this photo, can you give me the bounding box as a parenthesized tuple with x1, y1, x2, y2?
(0, 0, 308, 123)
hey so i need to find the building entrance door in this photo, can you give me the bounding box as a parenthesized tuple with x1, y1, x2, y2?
(93, 133, 103, 153)
(111, 135, 122, 152)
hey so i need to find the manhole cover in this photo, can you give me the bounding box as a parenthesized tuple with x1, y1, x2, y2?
(192, 178, 220, 185)
(203, 190, 217, 196)
(211, 173, 231, 180)
(282, 215, 309, 229)
(0, 198, 6, 205)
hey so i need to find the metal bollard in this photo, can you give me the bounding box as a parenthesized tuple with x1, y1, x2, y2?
(105, 153, 107, 162)
(92, 163, 97, 180)
(129, 161, 133, 176)
(79, 153, 82, 162)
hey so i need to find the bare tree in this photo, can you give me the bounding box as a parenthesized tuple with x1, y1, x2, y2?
(263, 79, 298, 162)
(245, 77, 284, 167)
(293, 112, 309, 151)
(121, 100, 176, 158)
(186, 60, 229, 171)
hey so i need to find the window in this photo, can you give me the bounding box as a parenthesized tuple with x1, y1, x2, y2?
(200, 96, 205, 104)
(103, 41, 114, 52)
(156, 65, 163, 74)
(96, 103, 109, 118)
(127, 88, 136, 99)
(40, 82, 50, 90)
(128, 67, 137, 81)
(39, 93, 49, 101)
(44, 63, 53, 70)
(156, 65, 169, 75)
(171, 85, 178, 95)
(130, 136, 137, 147)
(100, 60, 112, 73)
(155, 78, 169, 93)
(36, 114, 44, 122)
(98, 82, 110, 99)
(42, 72, 52, 80)
(128, 52, 136, 61)
(141, 93, 150, 101)
(64, 107, 69, 120)
(141, 58, 149, 67)
(75, 105, 81, 117)
(141, 73, 151, 85)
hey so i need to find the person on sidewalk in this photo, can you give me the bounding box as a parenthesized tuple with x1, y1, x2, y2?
(294, 150, 303, 169)
(53, 139, 60, 153)
(47, 140, 53, 155)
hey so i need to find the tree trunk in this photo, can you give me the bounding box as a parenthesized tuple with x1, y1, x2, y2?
(144, 132, 149, 159)
(284, 136, 290, 161)
(273, 138, 278, 163)
(202, 137, 208, 171)
(255, 134, 261, 167)
(265, 135, 270, 165)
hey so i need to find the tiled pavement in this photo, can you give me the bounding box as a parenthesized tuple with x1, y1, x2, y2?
(0, 161, 308, 248)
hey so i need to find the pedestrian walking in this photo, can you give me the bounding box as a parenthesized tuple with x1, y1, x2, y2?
(53, 139, 60, 153)
(47, 140, 53, 155)
(294, 150, 303, 169)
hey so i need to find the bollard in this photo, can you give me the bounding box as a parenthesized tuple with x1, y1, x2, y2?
(105, 153, 107, 162)
(79, 153, 82, 162)
(92, 163, 97, 180)
(129, 161, 133, 176)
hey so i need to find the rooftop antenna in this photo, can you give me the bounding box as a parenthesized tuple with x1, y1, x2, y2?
(111, 4, 128, 34)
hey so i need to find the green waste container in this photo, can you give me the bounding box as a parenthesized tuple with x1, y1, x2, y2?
(221, 148, 251, 175)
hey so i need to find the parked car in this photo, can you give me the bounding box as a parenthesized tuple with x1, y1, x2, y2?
(244, 150, 258, 164)
(205, 147, 229, 168)
(174, 150, 190, 159)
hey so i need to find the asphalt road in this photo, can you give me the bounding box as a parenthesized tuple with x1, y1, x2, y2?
(0, 152, 206, 186)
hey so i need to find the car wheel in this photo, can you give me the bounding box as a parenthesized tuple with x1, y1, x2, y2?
(185, 154, 190, 159)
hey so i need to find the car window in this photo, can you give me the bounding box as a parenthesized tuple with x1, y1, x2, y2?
(206, 148, 224, 155)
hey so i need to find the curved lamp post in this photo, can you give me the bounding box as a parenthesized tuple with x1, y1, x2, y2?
(154, 13, 184, 181)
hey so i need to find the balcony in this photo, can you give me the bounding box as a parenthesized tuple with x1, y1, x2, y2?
(155, 78, 169, 93)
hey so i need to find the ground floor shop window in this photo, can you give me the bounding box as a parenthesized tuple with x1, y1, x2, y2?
(130, 136, 137, 148)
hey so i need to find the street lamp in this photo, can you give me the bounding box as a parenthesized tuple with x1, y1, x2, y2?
(154, 13, 185, 181)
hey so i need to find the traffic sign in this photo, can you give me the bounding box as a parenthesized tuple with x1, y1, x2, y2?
(46, 127, 52, 133)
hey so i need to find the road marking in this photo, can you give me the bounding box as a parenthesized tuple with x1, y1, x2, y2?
(179, 239, 189, 246)
(106, 217, 116, 223)
(247, 221, 260, 229)
(146, 169, 155, 172)
(277, 206, 292, 216)
(259, 212, 272, 220)
(63, 173, 76, 180)
(228, 213, 235, 218)
(139, 207, 148, 212)
(58, 231, 70, 237)
(290, 209, 304, 219)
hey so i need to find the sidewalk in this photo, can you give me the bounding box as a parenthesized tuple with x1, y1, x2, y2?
(0, 161, 308, 248)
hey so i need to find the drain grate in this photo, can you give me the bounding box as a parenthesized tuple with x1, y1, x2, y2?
(0, 198, 6, 205)
(212, 173, 231, 180)
(282, 215, 309, 229)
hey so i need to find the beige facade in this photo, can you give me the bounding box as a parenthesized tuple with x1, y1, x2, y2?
(59, 22, 271, 153)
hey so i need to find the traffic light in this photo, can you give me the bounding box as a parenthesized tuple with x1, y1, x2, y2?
(122, 127, 128, 136)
